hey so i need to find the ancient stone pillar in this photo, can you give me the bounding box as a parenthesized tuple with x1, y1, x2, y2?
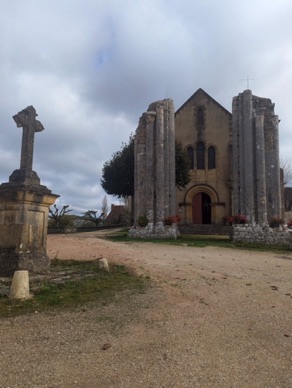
(232, 90, 281, 225)
(254, 114, 267, 225)
(265, 114, 281, 219)
(145, 112, 156, 223)
(232, 96, 240, 215)
(129, 99, 177, 239)
(242, 90, 255, 223)
(155, 105, 165, 223)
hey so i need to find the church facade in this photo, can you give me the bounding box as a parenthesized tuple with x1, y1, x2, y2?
(175, 88, 282, 225)
(175, 88, 233, 225)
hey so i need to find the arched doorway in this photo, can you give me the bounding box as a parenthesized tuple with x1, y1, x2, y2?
(192, 192, 211, 224)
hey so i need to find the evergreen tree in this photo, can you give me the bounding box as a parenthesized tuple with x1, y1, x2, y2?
(101, 135, 134, 198)
(101, 136, 190, 197)
(175, 140, 191, 189)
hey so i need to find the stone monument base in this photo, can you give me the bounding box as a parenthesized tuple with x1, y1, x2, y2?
(128, 222, 179, 239)
(0, 183, 58, 276)
(0, 246, 51, 277)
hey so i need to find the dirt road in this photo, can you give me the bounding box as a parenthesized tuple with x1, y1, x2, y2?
(1, 231, 291, 387)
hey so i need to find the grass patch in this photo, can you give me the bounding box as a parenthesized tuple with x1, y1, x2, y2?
(106, 232, 231, 248)
(0, 260, 148, 318)
(105, 230, 292, 253)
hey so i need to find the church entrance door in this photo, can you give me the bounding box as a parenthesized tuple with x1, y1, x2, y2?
(192, 193, 211, 224)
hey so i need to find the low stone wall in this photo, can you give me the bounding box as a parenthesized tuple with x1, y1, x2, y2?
(231, 224, 292, 248)
(128, 223, 179, 239)
(178, 224, 231, 235)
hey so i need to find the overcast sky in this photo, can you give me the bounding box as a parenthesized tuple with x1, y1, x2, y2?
(1, 0, 292, 215)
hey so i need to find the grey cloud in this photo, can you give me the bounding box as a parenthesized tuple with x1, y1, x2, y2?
(1, 0, 292, 213)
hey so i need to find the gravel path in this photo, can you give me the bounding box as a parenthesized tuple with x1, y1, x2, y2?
(1, 231, 291, 387)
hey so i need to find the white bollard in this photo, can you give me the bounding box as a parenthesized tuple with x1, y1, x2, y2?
(99, 258, 110, 272)
(9, 270, 30, 300)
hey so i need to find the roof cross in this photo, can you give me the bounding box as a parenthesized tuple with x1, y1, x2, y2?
(241, 74, 254, 89)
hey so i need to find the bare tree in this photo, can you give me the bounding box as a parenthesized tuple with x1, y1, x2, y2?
(101, 195, 108, 221)
(280, 157, 292, 186)
(82, 210, 103, 227)
(49, 204, 72, 229)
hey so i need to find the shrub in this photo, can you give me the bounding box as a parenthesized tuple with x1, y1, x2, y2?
(233, 214, 248, 224)
(164, 215, 181, 225)
(223, 216, 233, 225)
(137, 215, 149, 227)
(287, 218, 292, 229)
(223, 214, 247, 225)
(48, 214, 75, 231)
(269, 217, 284, 228)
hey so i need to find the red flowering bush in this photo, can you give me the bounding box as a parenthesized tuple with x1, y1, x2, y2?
(233, 214, 248, 224)
(223, 214, 247, 225)
(164, 215, 181, 225)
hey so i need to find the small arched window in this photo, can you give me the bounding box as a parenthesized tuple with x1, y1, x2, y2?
(208, 146, 216, 169)
(197, 142, 205, 169)
(187, 146, 194, 169)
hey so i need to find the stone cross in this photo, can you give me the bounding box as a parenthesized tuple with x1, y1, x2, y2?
(13, 106, 44, 172)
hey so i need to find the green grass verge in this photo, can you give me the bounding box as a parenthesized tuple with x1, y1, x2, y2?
(106, 231, 292, 252)
(0, 260, 148, 318)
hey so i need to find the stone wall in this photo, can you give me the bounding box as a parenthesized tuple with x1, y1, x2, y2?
(128, 222, 179, 239)
(178, 224, 231, 235)
(231, 224, 292, 248)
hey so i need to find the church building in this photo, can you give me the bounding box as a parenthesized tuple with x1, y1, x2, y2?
(175, 88, 233, 225)
(175, 88, 282, 225)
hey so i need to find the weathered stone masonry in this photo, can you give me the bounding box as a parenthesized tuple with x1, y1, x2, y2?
(0, 106, 58, 276)
(231, 90, 290, 248)
(129, 99, 177, 238)
(232, 89, 281, 224)
(232, 224, 292, 248)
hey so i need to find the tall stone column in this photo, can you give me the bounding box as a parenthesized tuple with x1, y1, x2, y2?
(129, 99, 177, 239)
(242, 90, 255, 223)
(254, 114, 267, 225)
(265, 115, 281, 219)
(165, 100, 176, 217)
(232, 90, 281, 225)
(145, 112, 155, 223)
(232, 96, 240, 215)
(155, 106, 165, 223)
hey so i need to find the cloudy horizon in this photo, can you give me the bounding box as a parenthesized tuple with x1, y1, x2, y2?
(1, 0, 292, 215)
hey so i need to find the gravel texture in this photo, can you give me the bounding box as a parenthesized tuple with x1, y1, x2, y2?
(0, 230, 291, 388)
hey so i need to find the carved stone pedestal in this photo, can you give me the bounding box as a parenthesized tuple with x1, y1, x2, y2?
(0, 183, 59, 276)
